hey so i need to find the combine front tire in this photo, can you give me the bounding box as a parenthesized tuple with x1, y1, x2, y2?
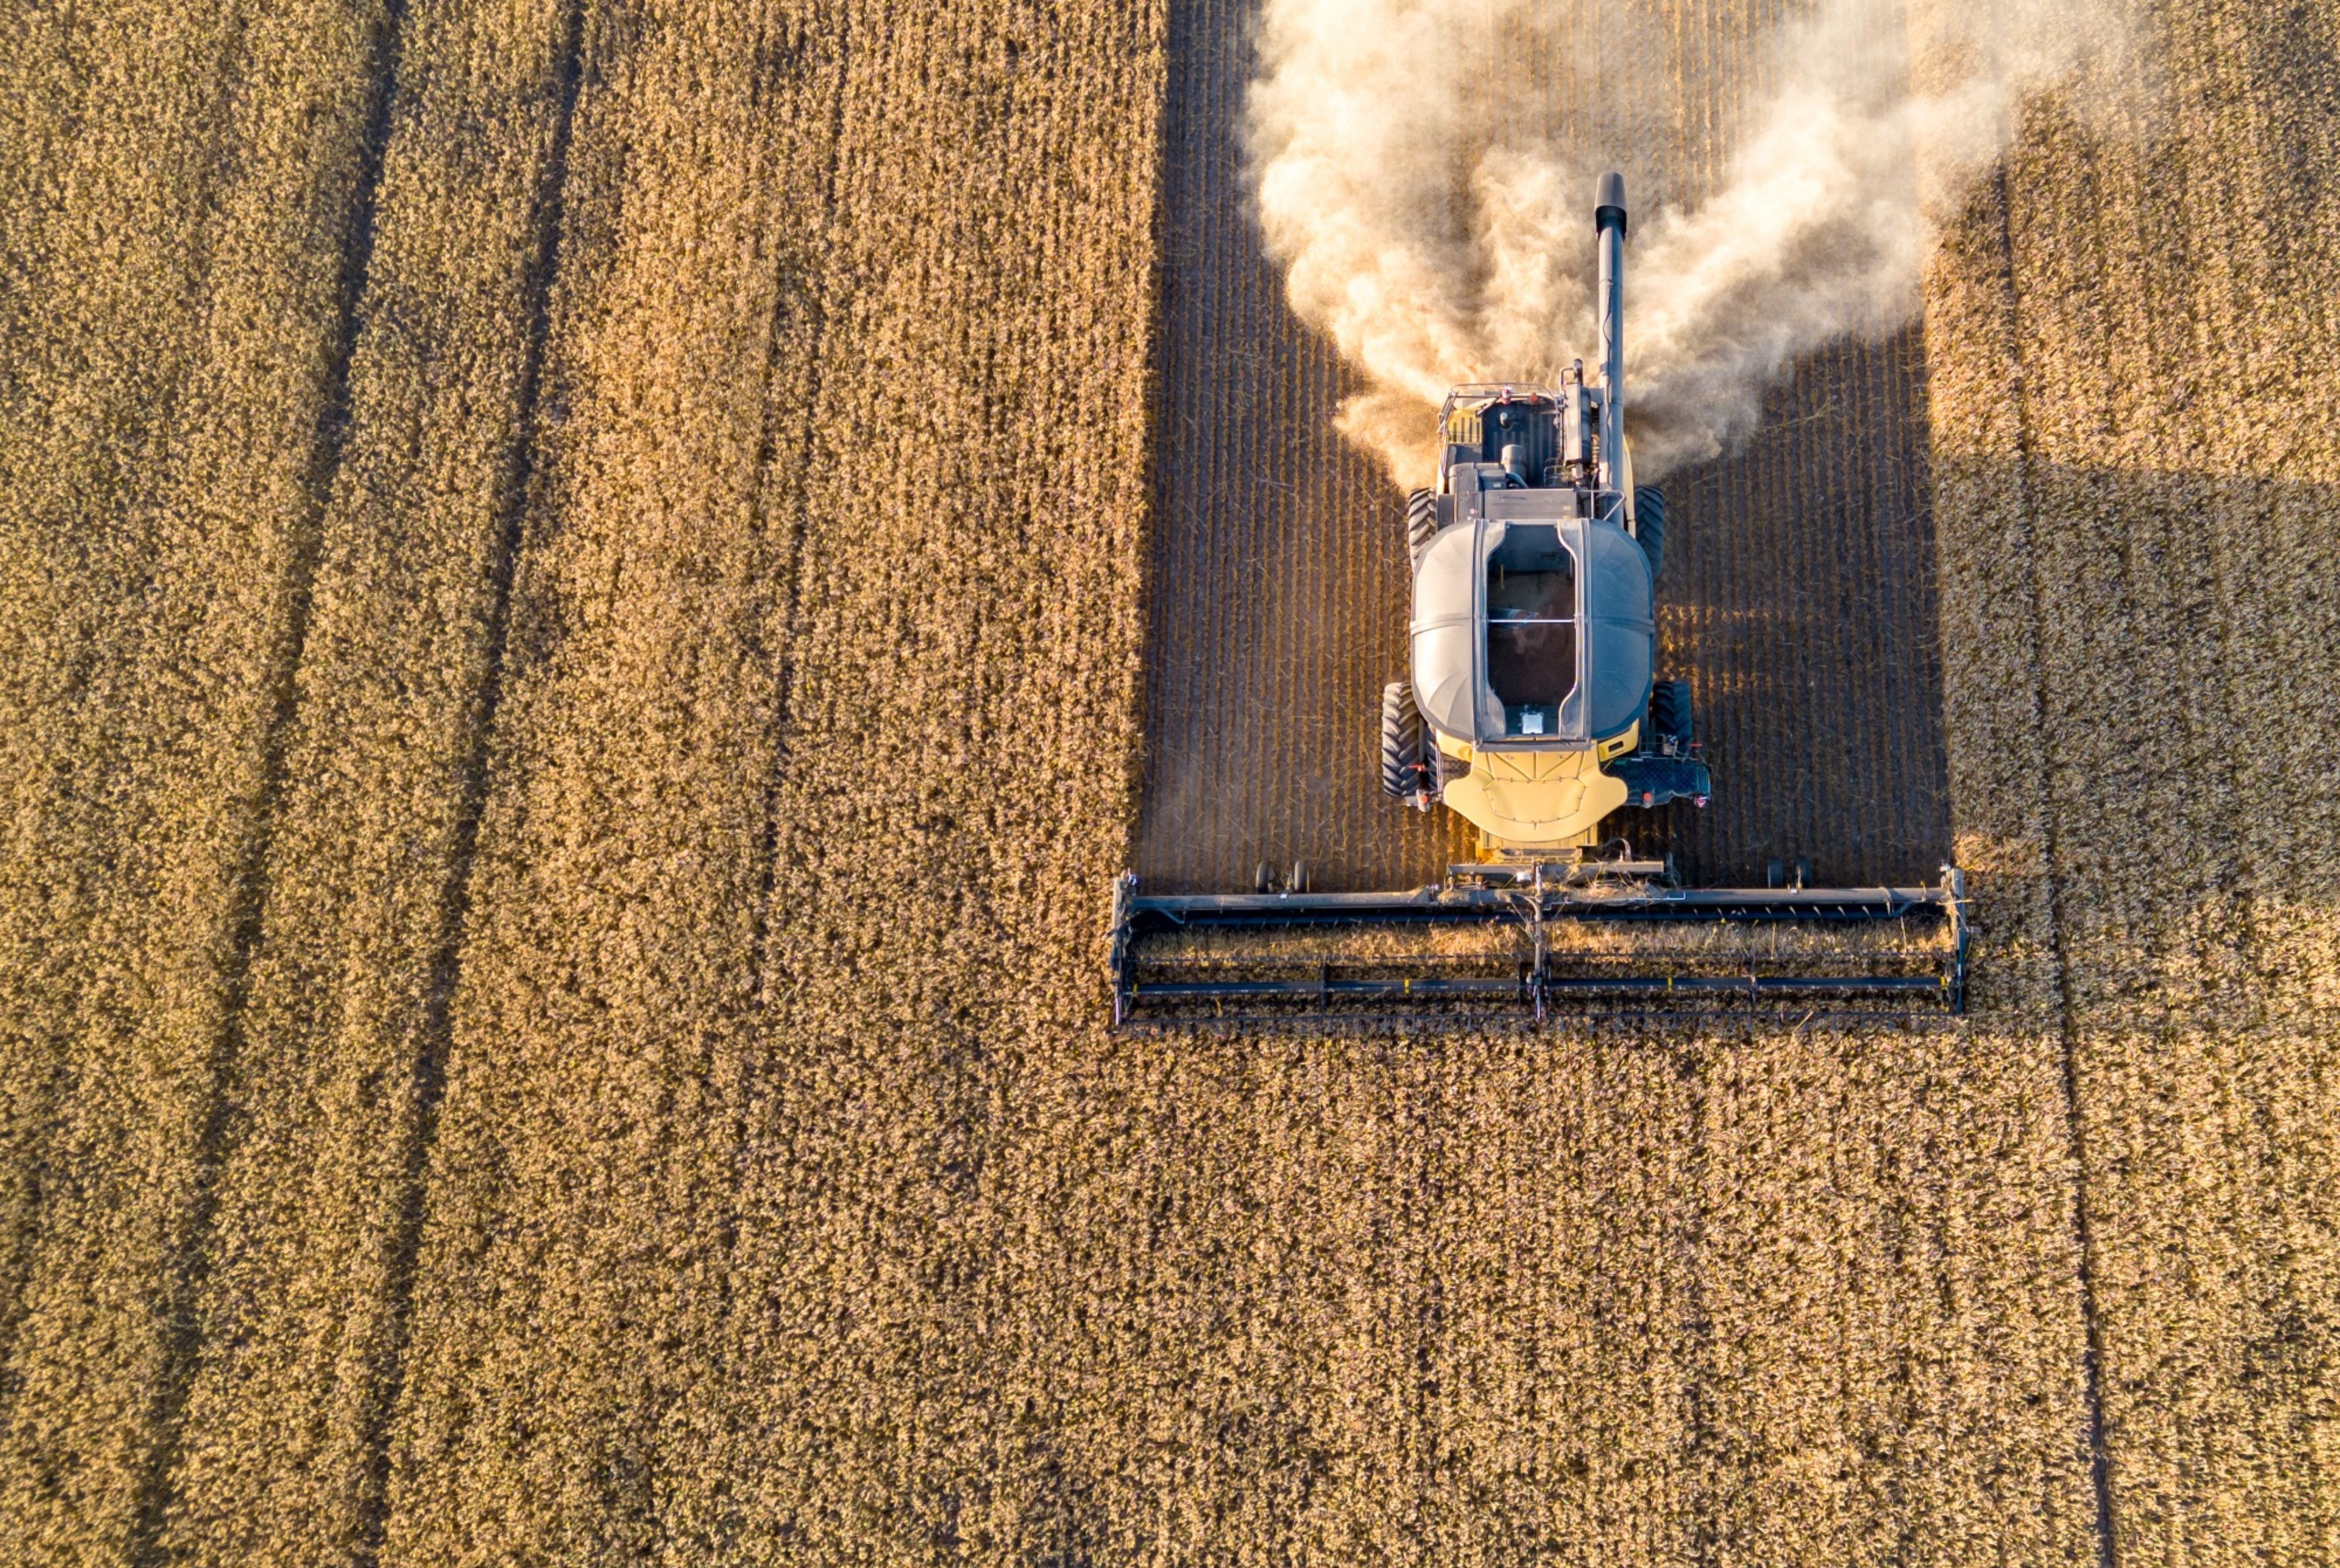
(1406, 488, 1437, 564)
(1633, 485, 1666, 584)
(1381, 681, 1426, 804)
(1649, 678, 1692, 747)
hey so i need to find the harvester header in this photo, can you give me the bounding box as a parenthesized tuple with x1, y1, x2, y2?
(1113, 173, 1966, 1028)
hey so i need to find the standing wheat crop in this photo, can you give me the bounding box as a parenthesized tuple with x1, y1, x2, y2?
(0, 0, 388, 1555)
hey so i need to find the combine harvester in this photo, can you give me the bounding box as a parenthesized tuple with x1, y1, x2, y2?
(1113, 174, 1966, 1026)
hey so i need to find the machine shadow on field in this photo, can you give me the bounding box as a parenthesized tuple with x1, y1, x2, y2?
(1134, 0, 1952, 894)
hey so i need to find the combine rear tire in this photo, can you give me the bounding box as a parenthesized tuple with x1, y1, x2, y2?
(1252, 860, 1314, 894)
(1406, 488, 1437, 564)
(1633, 485, 1666, 584)
(1648, 679, 1692, 747)
(1380, 681, 1423, 800)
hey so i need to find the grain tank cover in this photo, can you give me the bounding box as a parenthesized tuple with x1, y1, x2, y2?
(1409, 466, 1654, 747)
(1410, 522, 1481, 741)
(1580, 512, 1657, 737)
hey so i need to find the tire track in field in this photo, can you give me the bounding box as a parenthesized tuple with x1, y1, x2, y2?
(143, 0, 607, 1555)
(0, 0, 432, 1551)
(344, 2, 590, 1550)
(369, 4, 851, 1557)
(128, 0, 419, 1554)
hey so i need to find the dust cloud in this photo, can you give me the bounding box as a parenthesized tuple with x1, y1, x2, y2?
(1247, 0, 2133, 483)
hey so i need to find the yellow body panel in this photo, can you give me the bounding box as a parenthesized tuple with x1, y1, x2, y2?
(1436, 732, 1633, 850)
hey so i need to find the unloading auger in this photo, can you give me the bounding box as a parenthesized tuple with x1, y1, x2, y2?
(1112, 173, 1967, 1028)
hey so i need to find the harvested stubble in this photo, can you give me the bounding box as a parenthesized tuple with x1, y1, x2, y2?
(1138, 0, 1952, 896)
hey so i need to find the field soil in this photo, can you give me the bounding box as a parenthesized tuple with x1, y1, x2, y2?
(0, 0, 2333, 1564)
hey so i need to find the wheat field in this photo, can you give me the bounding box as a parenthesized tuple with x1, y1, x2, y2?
(0, 0, 2333, 1563)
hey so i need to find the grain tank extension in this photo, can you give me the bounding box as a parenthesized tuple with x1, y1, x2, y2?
(1111, 174, 1965, 1026)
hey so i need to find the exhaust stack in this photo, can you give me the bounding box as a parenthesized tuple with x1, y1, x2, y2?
(1595, 171, 1627, 492)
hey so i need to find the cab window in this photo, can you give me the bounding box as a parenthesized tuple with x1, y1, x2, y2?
(1485, 525, 1575, 735)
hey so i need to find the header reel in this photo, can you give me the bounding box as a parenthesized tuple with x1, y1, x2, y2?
(1111, 854, 1969, 1031)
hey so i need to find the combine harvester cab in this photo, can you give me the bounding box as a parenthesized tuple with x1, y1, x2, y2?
(1112, 173, 1968, 1028)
